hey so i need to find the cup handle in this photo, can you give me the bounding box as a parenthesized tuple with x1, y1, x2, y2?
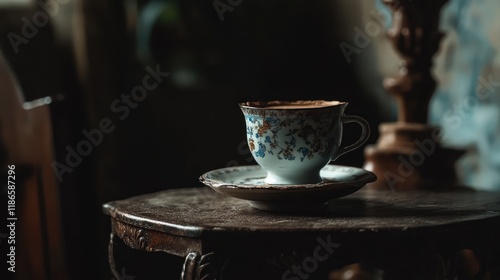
(332, 115, 370, 161)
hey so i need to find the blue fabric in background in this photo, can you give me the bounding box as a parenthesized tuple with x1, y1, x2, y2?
(431, 0, 500, 191)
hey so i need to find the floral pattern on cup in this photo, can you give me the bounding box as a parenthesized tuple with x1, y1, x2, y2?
(244, 114, 339, 162)
(239, 100, 369, 185)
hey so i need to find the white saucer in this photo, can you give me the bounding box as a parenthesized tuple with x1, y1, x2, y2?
(199, 164, 377, 212)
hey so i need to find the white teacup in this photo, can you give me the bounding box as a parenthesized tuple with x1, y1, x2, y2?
(239, 100, 370, 185)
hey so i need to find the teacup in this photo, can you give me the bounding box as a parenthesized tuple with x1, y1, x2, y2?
(239, 100, 370, 185)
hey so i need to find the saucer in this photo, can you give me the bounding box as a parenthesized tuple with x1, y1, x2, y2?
(199, 164, 377, 212)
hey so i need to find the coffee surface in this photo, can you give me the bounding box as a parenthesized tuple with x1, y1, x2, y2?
(241, 100, 343, 109)
(264, 104, 333, 109)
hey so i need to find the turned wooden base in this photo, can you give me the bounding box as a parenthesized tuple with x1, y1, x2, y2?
(363, 122, 466, 191)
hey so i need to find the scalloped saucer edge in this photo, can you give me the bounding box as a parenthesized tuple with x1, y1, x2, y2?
(199, 164, 377, 212)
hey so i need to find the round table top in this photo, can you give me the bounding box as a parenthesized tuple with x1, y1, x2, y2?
(102, 187, 500, 238)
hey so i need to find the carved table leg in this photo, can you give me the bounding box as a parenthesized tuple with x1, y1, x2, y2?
(108, 232, 121, 280)
(181, 252, 221, 280)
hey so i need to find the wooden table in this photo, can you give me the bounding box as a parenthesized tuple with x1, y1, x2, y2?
(102, 187, 500, 280)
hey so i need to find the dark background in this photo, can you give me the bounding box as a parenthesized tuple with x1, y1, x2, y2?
(0, 0, 390, 279)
